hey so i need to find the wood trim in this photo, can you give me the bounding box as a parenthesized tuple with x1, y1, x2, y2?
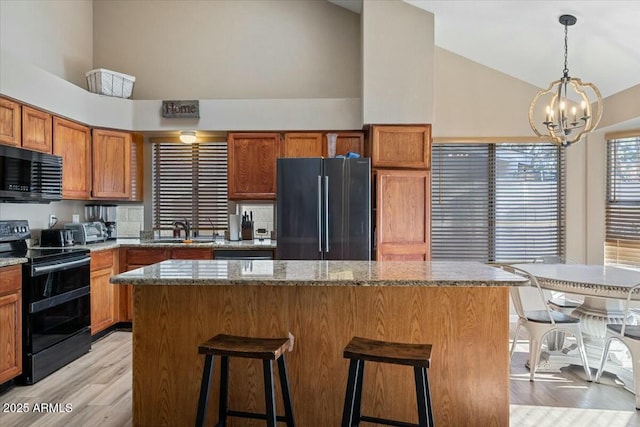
(604, 130, 640, 140)
(433, 136, 552, 144)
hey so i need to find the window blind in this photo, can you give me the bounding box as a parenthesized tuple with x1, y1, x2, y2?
(432, 142, 565, 263)
(606, 136, 640, 268)
(152, 141, 228, 235)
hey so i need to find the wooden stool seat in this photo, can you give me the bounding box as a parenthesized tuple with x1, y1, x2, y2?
(342, 336, 434, 427)
(196, 333, 295, 427)
(199, 334, 293, 360)
(344, 336, 432, 367)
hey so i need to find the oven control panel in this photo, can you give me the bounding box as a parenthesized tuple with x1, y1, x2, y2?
(0, 220, 30, 242)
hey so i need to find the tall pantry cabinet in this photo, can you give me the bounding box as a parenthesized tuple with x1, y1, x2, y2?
(368, 125, 432, 261)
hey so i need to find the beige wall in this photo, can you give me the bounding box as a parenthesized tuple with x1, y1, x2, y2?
(93, 0, 360, 100)
(433, 48, 540, 137)
(0, 0, 93, 88)
(361, 0, 434, 124)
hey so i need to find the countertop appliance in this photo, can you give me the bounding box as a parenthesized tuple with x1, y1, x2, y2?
(0, 144, 63, 203)
(0, 220, 91, 385)
(40, 228, 75, 247)
(64, 221, 107, 244)
(85, 204, 117, 240)
(276, 158, 370, 260)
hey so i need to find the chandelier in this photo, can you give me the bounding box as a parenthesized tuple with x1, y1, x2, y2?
(529, 14, 603, 147)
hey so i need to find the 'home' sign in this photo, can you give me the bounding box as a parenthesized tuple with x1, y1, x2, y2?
(161, 100, 200, 118)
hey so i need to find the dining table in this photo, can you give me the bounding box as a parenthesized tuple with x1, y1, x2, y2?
(511, 263, 640, 389)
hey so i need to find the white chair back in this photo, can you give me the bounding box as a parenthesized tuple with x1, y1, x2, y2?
(621, 283, 640, 336)
(500, 264, 556, 325)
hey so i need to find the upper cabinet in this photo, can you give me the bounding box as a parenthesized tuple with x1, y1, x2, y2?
(327, 132, 364, 158)
(53, 117, 92, 200)
(22, 106, 52, 153)
(368, 124, 431, 169)
(92, 129, 131, 199)
(281, 133, 323, 158)
(227, 133, 280, 200)
(0, 97, 21, 147)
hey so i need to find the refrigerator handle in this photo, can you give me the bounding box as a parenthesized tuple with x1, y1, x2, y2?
(325, 175, 329, 253)
(318, 175, 322, 253)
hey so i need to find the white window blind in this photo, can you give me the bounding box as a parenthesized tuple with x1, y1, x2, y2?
(606, 136, 640, 268)
(432, 143, 565, 263)
(152, 141, 228, 235)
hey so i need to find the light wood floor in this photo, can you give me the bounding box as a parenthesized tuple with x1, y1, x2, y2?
(1, 330, 638, 426)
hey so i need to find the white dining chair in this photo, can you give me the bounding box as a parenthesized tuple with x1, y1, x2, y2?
(595, 283, 640, 409)
(500, 264, 593, 382)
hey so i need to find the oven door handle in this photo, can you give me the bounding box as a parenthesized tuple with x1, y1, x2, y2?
(29, 285, 90, 314)
(31, 257, 90, 276)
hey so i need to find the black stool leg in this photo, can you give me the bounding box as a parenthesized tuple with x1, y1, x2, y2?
(414, 366, 434, 427)
(277, 355, 296, 427)
(196, 354, 215, 427)
(341, 359, 360, 427)
(352, 360, 364, 426)
(215, 356, 229, 427)
(263, 359, 277, 427)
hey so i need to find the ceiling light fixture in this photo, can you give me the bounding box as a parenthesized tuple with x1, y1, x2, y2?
(179, 131, 197, 144)
(529, 14, 603, 147)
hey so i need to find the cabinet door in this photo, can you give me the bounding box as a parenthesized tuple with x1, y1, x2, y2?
(22, 106, 52, 153)
(376, 169, 431, 260)
(228, 133, 280, 200)
(92, 129, 131, 199)
(369, 125, 431, 169)
(0, 265, 22, 383)
(323, 132, 364, 158)
(90, 250, 117, 335)
(170, 248, 212, 259)
(0, 97, 21, 147)
(282, 133, 323, 158)
(53, 117, 92, 200)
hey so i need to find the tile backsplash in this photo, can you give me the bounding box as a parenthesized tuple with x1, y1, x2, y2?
(117, 205, 144, 237)
(236, 203, 274, 238)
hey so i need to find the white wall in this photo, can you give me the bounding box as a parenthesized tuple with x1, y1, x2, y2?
(93, 0, 361, 100)
(0, 0, 93, 88)
(361, 0, 434, 124)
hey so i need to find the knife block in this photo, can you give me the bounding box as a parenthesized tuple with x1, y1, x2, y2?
(241, 222, 254, 240)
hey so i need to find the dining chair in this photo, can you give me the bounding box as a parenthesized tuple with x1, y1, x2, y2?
(500, 264, 592, 382)
(595, 283, 640, 409)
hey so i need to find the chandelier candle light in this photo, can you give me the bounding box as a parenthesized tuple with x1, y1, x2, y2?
(529, 14, 603, 147)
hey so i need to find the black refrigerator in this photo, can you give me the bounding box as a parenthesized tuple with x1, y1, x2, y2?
(276, 158, 371, 260)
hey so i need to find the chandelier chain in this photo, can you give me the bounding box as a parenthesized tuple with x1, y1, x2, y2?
(563, 22, 569, 76)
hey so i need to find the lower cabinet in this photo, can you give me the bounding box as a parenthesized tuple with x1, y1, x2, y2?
(90, 249, 118, 335)
(119, 247, 213, 321)
(0, 265, 22, 383)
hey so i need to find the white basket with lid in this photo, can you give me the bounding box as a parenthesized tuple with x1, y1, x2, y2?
(86, 68, 135, 98)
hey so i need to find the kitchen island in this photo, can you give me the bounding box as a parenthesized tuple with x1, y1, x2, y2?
(110, 260, 526, 426)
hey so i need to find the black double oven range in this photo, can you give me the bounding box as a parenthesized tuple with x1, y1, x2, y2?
(0, 220, 91, 385)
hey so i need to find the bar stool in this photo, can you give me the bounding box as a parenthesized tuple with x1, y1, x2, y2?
(195, 333, 295, 427)
(341, 336, 434, 427)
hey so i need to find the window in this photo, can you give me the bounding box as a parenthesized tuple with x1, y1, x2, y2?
(152, 141, 228, 235)
(606, 136, 640, 268)
(431, 142, 565, 263)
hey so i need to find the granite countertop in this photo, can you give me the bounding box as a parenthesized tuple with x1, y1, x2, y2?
(110, 260, 527, 287)
(0, 257, 28, 268)
(35, 238, 277, 252)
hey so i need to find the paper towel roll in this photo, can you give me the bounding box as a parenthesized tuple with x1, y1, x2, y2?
(228, 214, 241, 241)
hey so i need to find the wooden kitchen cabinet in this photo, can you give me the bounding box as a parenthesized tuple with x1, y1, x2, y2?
(324, 131, 364, 158)
(227, 133, 280, 200)
(368, 124, 431, 169)
(92, 128, 131, 199)
(90, 249, 118, 335)
(375, 169, 431, 260)
(53, 117, 92, 200)
(281, 132, 323, 157)
(0, 265, 22, 383)
(0, 97, 21, 147)
(22, 106, 52, 153)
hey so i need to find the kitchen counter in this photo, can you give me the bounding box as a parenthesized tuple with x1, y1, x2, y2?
(0, 257, 28, 267)
(35, 238, 277, 252)
(113, 260, 524, 426)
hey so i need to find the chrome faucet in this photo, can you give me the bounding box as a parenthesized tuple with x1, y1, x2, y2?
(172, 219, 191, 240)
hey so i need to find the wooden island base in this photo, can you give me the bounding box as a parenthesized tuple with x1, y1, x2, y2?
(132, 285, 509, 426)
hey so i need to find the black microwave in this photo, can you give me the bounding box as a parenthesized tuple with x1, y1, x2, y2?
(0, 144, 62, 203)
